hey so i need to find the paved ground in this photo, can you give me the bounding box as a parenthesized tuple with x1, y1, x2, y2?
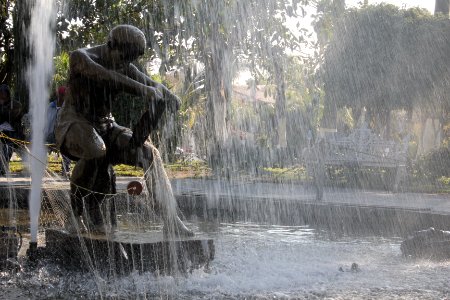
(1, 175, 449, 214)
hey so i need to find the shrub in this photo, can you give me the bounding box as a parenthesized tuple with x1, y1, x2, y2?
(416, 147, 450, 179)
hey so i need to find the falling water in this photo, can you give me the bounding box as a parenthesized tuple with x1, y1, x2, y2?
(2, 1, 448, 299)
(27, 0, 56, 243)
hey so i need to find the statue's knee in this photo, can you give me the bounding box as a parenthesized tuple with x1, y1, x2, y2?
(87, 146, 107, 159)
(66, 140, 106, 160)
(65, 124, 106, 160)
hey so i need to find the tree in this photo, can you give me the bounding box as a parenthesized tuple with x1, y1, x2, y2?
(13, 1, 32, 107)
(235, 1, 309, 148)
(322, 5, 450, 137)
(435, 0, 449, 17)
(6, 1, 312, 166)
(0, 0, 15, 85)
(307, 0, 348, 131)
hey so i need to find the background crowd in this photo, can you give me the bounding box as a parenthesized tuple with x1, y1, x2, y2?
(0, 83, 70, 177)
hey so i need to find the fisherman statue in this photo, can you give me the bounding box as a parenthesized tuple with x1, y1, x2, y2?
(56, 25, 193, 236)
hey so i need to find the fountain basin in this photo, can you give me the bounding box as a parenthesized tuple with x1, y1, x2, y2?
(45, 229, 214, 275)
(2, 222, 449, 299)
(2, 176, 450, 237)
(175, 193, 450, 237)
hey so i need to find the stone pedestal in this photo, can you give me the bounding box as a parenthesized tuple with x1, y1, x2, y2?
(401, 227, 450, 259)
(45, 229, 214, 275)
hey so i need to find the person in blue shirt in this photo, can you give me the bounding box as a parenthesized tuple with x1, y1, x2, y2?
(45, 86, 71, 176)
(0, 84, 23, 175)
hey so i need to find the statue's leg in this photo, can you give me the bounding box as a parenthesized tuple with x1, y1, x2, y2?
(61, 123, 110, 232)
(70, 158, 116, 233)
(128, 94, 169, 148)
(70, 158, 105, 230)
(129, 110, 158, 148)
(111, 124, 194, 237)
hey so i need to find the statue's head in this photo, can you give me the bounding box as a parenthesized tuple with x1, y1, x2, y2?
(108, 25, 146, 62)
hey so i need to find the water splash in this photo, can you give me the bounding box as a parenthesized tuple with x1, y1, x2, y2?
(27, 0, 57, 243)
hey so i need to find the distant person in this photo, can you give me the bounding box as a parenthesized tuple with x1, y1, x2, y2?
(45, 86, 71, 177)
(0, 84, 23, 175)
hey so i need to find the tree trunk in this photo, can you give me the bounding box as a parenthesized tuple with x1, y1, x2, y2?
(435, 0, 450, 17)
(204, 42, 231, 165)
(354, 106, 367, 128)
(416, 112, 428, 158)
(333, 0, 345, 16)
(13, 1, 32, 108)
(205, 69, 228, 147)
(0, 1, 14, 84)
(197, 2, 232, 165)
(385, 110, 392, 139)
(274, 62, 287, 148)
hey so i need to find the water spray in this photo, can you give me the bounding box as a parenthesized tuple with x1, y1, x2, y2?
(0, 226, 22, 268)
(27, 0, 56, 260)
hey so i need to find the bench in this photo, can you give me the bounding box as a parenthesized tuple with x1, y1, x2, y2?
(303, 125, 409, 200)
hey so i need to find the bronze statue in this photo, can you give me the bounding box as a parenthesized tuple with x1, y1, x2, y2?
(56, 25, 193, 236)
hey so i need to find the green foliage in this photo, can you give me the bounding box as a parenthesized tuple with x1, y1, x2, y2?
(0, 0, 15, 86)
(113, 164, 144, 177)
(25, 0, 318, 159)
(230, 100, 259, 132)
(438, 176, 450, 186)
(57, 0, 311, 138)
(323, 4, 448, 115)
(110, 73, 169, 128)
(165, 159, 210, 178)
(262, 166, 307, 181)
(415, 147, 450, 180)
(111, 94, 147, 128)
(337, 107, 354, 131)
(177, 69, 207, 132)
(52, 51, 70, 90)
(8, 155, 210, 178)
(58, 0, 149, 50)
(312, 0, 345, 47)
(284, 56, 311, 110)
(9, 161, 24, 173)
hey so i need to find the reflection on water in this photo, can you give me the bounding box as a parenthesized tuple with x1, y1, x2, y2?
(1, 222, 450, 299)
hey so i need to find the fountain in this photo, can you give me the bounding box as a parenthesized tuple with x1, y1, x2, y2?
(25, 0, 56, 261)
(1, 0, 450, 299)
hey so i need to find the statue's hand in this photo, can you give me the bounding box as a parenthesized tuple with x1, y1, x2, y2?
(154, 83, 181, 113)
(144, 86, 163, 102)
(145, 85, 181, 116)
(166, 93, 181, 112)
(144, 87, 165, 117)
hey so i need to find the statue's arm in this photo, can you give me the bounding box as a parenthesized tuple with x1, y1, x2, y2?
(125, 63, 163, 88)
(124, 64, 180, 107)
(70, 50, 159, 98)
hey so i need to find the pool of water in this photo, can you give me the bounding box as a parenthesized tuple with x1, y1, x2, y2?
(1, 222, 450, 299)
